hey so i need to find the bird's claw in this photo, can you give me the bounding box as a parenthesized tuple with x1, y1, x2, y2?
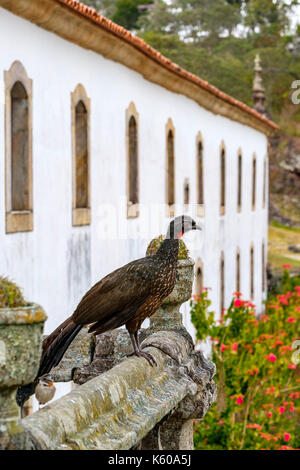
(132, 350, 157, 367)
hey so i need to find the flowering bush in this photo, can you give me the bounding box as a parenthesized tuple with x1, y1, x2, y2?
(191, 269, 300, 450)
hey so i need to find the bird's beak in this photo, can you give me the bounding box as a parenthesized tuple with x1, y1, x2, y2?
(194, 224, 202, 231)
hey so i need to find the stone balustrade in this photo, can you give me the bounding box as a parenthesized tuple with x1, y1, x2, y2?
(0, 256, 217, 450)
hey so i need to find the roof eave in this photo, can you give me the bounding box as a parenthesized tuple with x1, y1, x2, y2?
(0, 0, 279, 136)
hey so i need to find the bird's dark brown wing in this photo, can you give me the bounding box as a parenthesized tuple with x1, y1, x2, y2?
(71, 256, 156, 329)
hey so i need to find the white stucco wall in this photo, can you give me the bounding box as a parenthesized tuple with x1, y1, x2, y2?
(0, 8, 268, 370)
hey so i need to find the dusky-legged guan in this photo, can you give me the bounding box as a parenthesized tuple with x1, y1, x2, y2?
(16, 215, 201, 407)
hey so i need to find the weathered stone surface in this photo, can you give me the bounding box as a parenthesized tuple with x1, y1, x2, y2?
(48, 327, 95, 382)
(20, 337, 202, 450)
(0, 303, 47, 449)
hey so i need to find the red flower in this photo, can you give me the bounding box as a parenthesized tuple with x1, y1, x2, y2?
(232, 342, 238, 352)
(282, 264, 291, 269)
(267, 411, 272, 418)
(287, 317, 295, 323)
(279, 406, 285, 414)
(288, 363, 296, 370)
(233, 291, 242, 297)
(234, 298, 243, 308)
(236, 395, 244, 405)
(266, 353, 277, 363)
(279, 295, 288, 305)
(220, 343, 227, 352)
(246, 423, 262, 430)
(284, 433, 291, 442)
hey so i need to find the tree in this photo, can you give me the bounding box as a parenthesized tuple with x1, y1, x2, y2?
(139, 0, 241, 41)
(112, 0, 151, 30)
(244, 0, 296, 36)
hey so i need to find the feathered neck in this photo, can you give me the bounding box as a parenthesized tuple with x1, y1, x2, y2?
(155, 237, 179, 262)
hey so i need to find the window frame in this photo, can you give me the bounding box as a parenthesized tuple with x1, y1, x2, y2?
(4, 61, 33, 233)
(250, 244, 254, 300)
(237, 150, 242, 212)
(263, 155, 267, 209)
(126, 102, 139, 219)
(194, 257, 204, 297)
(220, 141, 226, 216)
(71, 84, 91, 227)
(220, 251, 225, 317)
(262, 241, 266, 293)
(196, 132, 204, 217)
(165, 118, 175, 217)
(252, 154, 256, 211)
(236, 247, 241, 293)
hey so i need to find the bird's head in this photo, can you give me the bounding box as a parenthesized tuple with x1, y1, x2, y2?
(39, 377, 54, 388)
(167, 215, 201, 239)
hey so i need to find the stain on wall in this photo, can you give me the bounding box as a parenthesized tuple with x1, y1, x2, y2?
(67, 231, 91, 310)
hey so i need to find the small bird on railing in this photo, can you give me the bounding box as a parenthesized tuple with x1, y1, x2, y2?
(16, 215, 201, 407)
(35, 378, 56, 407)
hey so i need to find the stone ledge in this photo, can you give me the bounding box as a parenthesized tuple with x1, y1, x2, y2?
(19, 330, 216, 450)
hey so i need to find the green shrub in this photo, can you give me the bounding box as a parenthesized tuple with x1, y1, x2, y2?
(191, 270, 300, 450)
(0, 276, 27, 308)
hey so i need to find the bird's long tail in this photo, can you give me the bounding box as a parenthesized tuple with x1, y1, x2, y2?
(16, 317, 82, 407)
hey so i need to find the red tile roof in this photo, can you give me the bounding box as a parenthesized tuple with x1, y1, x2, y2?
(57, 0, 278, 131)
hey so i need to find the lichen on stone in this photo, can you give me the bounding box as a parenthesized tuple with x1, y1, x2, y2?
(146, 235, 189, 260)
(0, 276, 27, 308)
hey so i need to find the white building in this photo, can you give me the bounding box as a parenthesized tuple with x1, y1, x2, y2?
(0, 0, 278, 346)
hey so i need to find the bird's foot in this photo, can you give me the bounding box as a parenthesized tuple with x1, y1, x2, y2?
(131, 349, 157, 367)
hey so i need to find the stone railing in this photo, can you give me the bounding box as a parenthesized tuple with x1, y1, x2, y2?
(0, 258, 217, 450)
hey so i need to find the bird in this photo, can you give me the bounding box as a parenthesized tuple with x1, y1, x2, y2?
(16, 215, 201, 407)
(35, 378, 56, 407)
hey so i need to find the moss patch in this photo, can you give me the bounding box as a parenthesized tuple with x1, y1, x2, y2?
(146, 235, 189, 259)
(0, 277, 26, 308)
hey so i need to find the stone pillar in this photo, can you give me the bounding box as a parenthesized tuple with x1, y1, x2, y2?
(252, 54, 268, 118)
(0, 303, 47, 449)
(139, 256, 216, 450)
(149, 258, 195, 331)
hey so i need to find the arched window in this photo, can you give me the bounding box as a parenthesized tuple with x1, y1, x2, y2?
(184, 178, 190, 208)
(196, 133, 204, 216)
(220, 252, 225, 317)
(128, 116, 138, 204)
(220, 145, 226, 215)
(262, 241, 266, 293)
(4, 61, 33, 233)
(250, 245, 254, 300)
(194, 258, 204, 297)
(166, 119, 175, 216)
(237, 152, 242, 212)
(71, 84, 91, 226)
(252, 155, 256, 211)
(263, 156, 267, 208)
(126, 102, 139, 218)
(75, 101, 88, 209)
(236, 248, 240, 293)
(11, 81, 29, 211)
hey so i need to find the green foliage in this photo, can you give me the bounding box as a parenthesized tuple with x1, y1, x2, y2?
(139, 0, 241, 40)
(112, 0, 151, 30)
(146, 234, 189, 259)
(0, 276, 27, 308)
(191, 271, 300, 450)
(244, 0, 293, 36)
(136, 0, 300, 120)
